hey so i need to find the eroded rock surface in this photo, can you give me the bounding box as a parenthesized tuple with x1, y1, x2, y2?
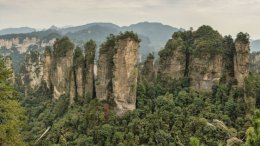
(234, 41, 249, 87)
(113, 38, 139, 114)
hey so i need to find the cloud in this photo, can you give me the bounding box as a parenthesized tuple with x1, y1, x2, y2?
(0, 0, 259, 38)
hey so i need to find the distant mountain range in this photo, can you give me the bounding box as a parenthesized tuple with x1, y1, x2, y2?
(0, 22, 180, 60)
(0, 27, 36, 35)
(251, 40, 260, 52)
(2, 22, 259, 58)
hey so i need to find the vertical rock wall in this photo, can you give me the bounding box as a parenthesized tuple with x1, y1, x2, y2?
(234, 41, 250, 87)
(141, 53, 156, 82)
(113, 38, 139, 114)
(85, 40, 96, 99)
(189, 54, 223, 91)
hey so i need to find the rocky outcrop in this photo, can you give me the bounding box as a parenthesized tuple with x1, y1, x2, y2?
(249, 52, 260, 73)
(189, 54, 223, 91)
(22, 50, 43, 90)
(3, 56, 15, 84)
(84, 40, 96, 99)
(0, 37, 55, 54)
(96, 32, 140, 114)
(141, 53, 156, 82)
(96, 36, 115, 101)
(42, 47, 52, 90)
(157, 26, 249, 91)
(234, 39, 250, 87)
(158, 45, 186, 81)
(51, 37, 74, 99)
(73, 47, 85, 99)
(113, 37, 139, 114)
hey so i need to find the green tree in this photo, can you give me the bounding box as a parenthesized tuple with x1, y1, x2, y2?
(0, 57, 26, 146)
(245, 109, 260, 146)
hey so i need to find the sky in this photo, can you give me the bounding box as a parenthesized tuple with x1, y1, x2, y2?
(0, 0, 260, 38)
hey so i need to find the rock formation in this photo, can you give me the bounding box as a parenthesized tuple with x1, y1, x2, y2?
(234, 33, 250, 87)
(96, 35, 115, 101)
(189, 54, 223, 90)
(96, 32, 140, 114)
(84, 40, 96, 99)
(73, 47, 85, 99)
(158, 40, 186, 81)
(141, 53, 156, 82)
(51, 37, 74, 99)
(113, 37, 139, 114)
(22, 50, 43, 90)
(157, 26, 250, 91)
(42, 46, 52, 90)
(249, 52, 260, 73)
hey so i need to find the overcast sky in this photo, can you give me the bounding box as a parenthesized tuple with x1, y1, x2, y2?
(0, 0, 259, 38)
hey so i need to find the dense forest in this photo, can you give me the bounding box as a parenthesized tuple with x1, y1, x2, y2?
(1, 27, 260, 146)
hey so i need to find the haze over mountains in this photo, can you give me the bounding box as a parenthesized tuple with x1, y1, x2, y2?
(0, 22, 260, 54)
(0, 22, 179, 58)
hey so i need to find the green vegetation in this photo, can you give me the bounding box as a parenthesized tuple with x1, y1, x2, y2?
(116, 31, 141, 43)
(84, 40, 96, 64)
(235, 32, 250, 44)
(73, 47, 84, 67)
(53, 36, 74, 58)
(245, 109, 260, 146)
(0, 57, 26, 146)
(0, 26, 258, 145)
(159, 25, 223, 58)
(19, 74, 259, 145)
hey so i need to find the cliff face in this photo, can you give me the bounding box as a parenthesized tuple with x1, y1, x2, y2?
(42, 47, 52, 90)
(113, 38, 139, 114)
(51, 40, 74, 99)
(141, 53, 156, 82)
(3, 56, 15, 84)
(157, 26, 250, 91)
(158, 46, 186, 81)
(72, 47, 85, 100)
(22, 50, 43, 90)
(96, 33, 140, 114)
(249, 52, 260, 73)
(189, 54, 223, 90)
(84, 41, 96, 99)
(234, 41, 249, 87)
(96, 36, 115, 101)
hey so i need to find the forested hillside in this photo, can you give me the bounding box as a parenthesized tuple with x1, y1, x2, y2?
(0, 27, 260, 146)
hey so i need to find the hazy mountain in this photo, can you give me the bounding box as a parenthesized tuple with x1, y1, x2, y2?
(0, 22, 180, 61)
(251, 40, 260, 52)
(0, 27, 36, 35)
(122, 22, 179, 51)
(60, 23, 120, 34)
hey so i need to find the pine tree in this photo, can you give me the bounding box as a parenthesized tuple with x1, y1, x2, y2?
(0, 57, 26, 146)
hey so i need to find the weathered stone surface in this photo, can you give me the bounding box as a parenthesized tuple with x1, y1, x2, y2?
(189, 54, 223, 91)
(96, 48, 114, 101)
(51, 38, 74, 99)
(69, 68, 76, 105)
(22, 50, 43, 90)
(158, 46, 186, 81)
(234, 42, 249, 87)
(142, 53, 156, 82)
(96, 37, 115, 101)
(84, 41, 96, 99)
(42, 47, 52, 90)
(249, 52, 260, 73)
(113, 38, 139, 114)
(73, 47, 85, 99)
